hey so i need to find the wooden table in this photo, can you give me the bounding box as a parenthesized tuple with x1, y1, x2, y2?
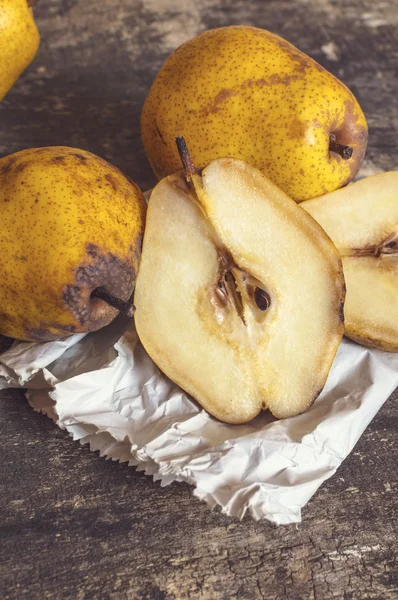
(1, 1, 397, 598)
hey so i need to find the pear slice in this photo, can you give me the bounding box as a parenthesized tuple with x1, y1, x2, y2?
(302, 172, 398, 352)
(134, 154, 345, 423)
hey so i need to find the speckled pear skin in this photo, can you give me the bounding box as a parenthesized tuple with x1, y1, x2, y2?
(141, 26, 368, 202)
(0, 147, 147, 342)
(0, 0, 40, 100)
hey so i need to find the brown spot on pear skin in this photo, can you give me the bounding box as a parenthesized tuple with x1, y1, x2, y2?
(1, 156, 17, 175)
(73, 153, 88, 162)
(267, 72, 303, 86)
(62, 243, 136, 331)
(288, 118, 306, 141)
(201, 68, 310, 118)
(214, 88, 238, 107)
(14, 162, 28, 174)
(202, 88, 239, 116)
(0, 313, 13, 328)
(105, 173, 118, 192)
(33, 148, 50, 154)
(86, 244, 98, 257)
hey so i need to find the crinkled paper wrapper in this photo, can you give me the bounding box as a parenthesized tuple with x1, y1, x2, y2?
(1, 313, 397, 525)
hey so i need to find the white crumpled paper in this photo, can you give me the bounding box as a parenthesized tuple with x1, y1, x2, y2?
(1, 312, 398, 524)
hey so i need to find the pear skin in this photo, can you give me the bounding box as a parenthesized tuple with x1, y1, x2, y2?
(141, 26, 368, 202)
(0, 0, 40, 100)
(0, 147, 147, 342)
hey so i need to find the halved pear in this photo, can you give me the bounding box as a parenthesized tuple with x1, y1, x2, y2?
(134, 155, 345, 423)
(302, 172, 398, 352)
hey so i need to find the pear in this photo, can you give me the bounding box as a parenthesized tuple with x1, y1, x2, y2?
(141, 26, 368, 202)
(302, 172, 398, 352)
(0, 147, 146, 342)
(134, 139, 345, 423)
(0, 0, 40, 100)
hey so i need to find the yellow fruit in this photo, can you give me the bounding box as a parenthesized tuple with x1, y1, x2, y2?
(0, 147, 146, 342)
(0, 0, 40, 100)
(141, 26, 368, 202)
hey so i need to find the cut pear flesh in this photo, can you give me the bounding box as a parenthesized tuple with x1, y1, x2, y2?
(135, 159, 345, 423)
(302, 172, 398, 352)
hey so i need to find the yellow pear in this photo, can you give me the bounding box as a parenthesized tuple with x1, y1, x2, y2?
(0, 147, 146, 342)
(0, 0, 40, 100)
(141, 26, 368, 202)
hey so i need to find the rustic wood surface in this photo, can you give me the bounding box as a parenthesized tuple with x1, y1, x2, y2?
(1, 0, 397, 598)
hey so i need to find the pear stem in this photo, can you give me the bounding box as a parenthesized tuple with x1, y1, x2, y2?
(176, 136, 199, 178)
(329, 134, 353, 160)
(91, 287, 135, 318)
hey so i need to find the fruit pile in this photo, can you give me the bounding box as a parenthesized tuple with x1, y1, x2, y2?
(1, 14, 397, 424)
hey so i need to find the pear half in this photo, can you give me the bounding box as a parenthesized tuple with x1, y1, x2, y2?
(302, 172, 398, 352)
(135, 157, 345, 423)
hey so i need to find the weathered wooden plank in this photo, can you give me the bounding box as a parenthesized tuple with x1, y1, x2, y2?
(0, 387, 397, 599)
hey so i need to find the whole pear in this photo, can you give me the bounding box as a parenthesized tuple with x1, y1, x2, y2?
(0, 0, 40, 100)
(0, 147, 146, 342)
(141, 26, 368, 201)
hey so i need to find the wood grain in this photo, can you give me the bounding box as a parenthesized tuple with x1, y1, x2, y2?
(0, 0, 397, 598)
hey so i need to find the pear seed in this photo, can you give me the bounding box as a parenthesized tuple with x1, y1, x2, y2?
(254, 288, 271, 311)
